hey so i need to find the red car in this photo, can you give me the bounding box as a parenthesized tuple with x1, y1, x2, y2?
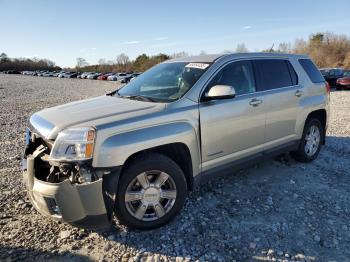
(97, 73, 113, 80)
(336, 70, 350, 90)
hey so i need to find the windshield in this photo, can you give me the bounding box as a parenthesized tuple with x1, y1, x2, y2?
(116, 62, 211, 102)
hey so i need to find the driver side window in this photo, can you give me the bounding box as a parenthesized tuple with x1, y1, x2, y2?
(208, 60, 256, 96)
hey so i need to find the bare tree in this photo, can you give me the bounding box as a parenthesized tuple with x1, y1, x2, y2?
(98, 58, 107, 65)
(277, 42, 291, 53)
(170, 52, 188, 58)
(76, 57, 88, 70)
(235, 43, 248, 53)
(116, 53, 130, 66)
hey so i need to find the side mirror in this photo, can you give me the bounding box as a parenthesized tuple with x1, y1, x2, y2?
(204, 85, 236, 100)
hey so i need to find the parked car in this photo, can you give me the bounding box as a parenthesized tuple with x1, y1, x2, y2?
(87, 72, 101, 79)
(42, 71, 55, 77)
(107, 73, 118, 81)
(80, 72, 92, 79)
(116, 73, 129, 82)
(336, 70, 350, 90)
(320, 68, 344, 87)
(57, 71, 67, 78)
(97, 73, 113, 80)
(121, 73, 141, 83)
(63, 72, 78, 78)
(6, 70, 21, 74)
(23, 53, 329, 230)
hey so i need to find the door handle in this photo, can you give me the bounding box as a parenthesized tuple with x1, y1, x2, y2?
(295, 90, 304, 97)
(249, 98, 262, 107)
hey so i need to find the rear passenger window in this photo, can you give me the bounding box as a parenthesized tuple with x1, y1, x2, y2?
(254, 59, 294, 90)
(299, 59, 325, 83)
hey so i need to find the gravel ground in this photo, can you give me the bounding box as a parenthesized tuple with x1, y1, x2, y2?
(0, 74, 350, 262)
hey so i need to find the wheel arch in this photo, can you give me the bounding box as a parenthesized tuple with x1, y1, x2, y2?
(306, 109, 327, 144)
(120, 143, 194, 191)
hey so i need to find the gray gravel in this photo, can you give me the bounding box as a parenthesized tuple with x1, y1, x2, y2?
(1, 74, 350, 262)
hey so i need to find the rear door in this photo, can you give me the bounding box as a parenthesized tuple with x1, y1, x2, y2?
(253, 59, 301, 150)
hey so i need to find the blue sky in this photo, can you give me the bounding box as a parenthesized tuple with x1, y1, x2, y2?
(1, 0, 349, 67)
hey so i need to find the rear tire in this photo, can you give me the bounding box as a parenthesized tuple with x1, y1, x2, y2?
(114, 153, 187, 230)
(291, 118, 323, 162)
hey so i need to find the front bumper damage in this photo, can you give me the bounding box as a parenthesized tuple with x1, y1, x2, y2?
(22, 131, 121, 230)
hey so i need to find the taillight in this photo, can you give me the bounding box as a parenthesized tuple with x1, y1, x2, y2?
(325, 81, 331, 94)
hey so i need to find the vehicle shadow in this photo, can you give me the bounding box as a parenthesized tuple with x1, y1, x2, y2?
(97, 135, 350, 261)
(0, 245, 92, 262)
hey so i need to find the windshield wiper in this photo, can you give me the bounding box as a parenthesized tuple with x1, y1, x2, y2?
(123, 95, 158, 102)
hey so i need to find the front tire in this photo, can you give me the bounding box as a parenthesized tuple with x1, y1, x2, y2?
(291, 118, 323, 162)
(114, 153, 187, 229)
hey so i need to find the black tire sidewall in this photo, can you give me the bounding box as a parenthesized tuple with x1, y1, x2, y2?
(114, 153, 187, 230)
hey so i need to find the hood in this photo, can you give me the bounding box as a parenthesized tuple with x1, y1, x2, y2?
(30, 95, 165, 139)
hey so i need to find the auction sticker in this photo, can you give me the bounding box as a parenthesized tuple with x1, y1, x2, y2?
(185, 63, 210, 70)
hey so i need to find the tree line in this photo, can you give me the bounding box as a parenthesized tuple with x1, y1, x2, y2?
(75, 53, 175, 73)
(1, 32, 350, 73)
(76, 32, 350, 72)
(263, 32, 350, 68)
(0, 53, 60, 71)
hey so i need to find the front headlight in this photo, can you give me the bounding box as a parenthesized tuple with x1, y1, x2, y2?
(50, 127, 95, 161)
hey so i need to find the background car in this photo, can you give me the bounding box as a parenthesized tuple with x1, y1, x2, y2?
(64, 72, 78, 78)
(320, 68, 344, 87)
(121, 72, 141, 83)
(107, 73, 119, 81)
(87, 72, 101, 79)
(336, 70, 350, 90)
(42, 71, 55, 77)
(6, 70, 21, 74)
(80, 72, 90, 79)
(97, 72, 113, 80)
(57, 71, 67, 78)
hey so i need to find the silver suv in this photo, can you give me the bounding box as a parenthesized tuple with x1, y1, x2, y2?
(23, 53, 329, 230)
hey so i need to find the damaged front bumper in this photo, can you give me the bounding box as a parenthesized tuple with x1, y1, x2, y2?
(22, 144, 121, 230)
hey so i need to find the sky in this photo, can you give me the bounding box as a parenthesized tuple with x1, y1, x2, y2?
(1, 0, 349, 68)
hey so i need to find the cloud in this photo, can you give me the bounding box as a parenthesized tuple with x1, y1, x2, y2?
(150, 41, 185, 48)
(122, 41, 141, 45)
(241, 26, 252, 30)
(154, 37, 169, 41)
(80, 47, 97, 52)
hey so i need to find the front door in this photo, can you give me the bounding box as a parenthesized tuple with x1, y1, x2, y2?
(199, 60, 266, 172)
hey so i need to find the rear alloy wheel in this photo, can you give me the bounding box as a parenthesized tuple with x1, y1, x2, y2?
(304, 125, 321, 157)
(291, 118, 323, 162)
(114, 153, 187, 229)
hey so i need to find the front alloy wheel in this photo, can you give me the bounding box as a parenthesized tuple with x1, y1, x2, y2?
(114, 153, 187, 229)
(125, 171, 177, 221)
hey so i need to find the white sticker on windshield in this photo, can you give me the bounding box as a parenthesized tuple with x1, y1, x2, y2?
(185, 63, 210, 70)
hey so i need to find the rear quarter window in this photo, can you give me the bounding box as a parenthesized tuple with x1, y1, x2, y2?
(299, 59, 325, 83)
